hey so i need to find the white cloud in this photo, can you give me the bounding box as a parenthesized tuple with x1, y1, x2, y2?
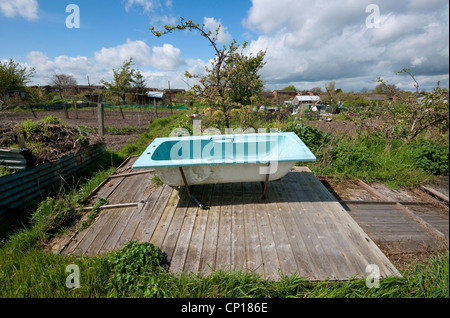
(150, 43, 184, 70)
(94, 39, 153, 68)
(243, 0, 449, 91)
(23, 39, 189, 88)
(203, 17, 232, 43)
(123, 0, 158, 13)
(94, 39, 183, 71)
(0, 0, 38, 20)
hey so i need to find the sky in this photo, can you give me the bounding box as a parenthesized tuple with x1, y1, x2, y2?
(0, 0, 448, 92)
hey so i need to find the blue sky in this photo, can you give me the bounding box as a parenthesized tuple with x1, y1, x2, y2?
(1, 0, 448, 92)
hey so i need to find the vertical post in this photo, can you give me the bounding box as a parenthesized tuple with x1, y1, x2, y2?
(74, 100, 78, 119)
(168, 80, 173, 114)
(29, 104, 37, 118)
(97, 97, 104, 137)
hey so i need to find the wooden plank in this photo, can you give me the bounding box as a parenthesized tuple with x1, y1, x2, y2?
(63, 223, 95, 256)
(278, 174, 330, 280)
(183, 184, 213, 273)
(357, 179, 386, 200)
(126, 173, 156, 203)
(270, 180, 317, 280)
(149, 188, 182, 247)
(420, 185, 449, 203)
(293, 172, 361, 280)
(160, 187, 191, 262)
(140, 184, 173, 242)
(242, 182, 264, 277)
(251, 182, 282, 280)
(301, 172, 401, 278)
(108, 174, 148, 204)
(199, 183, 223, 276)
(112, 202, 145, 250)
(83, 202, 139, 210)
(395, 202, 449, 244)
(72, 208, 118, 256)
(368, 232, 436, 242)
(170, 185, 204, 274)
(230, 183, 246, 273)
(305, 174, 386, 272)
(95, 176, 125, 200)
(350, 215, 413, 224)
(88, 208, 125, 255)
(109, 170, 155, 178)
(215, 183, 233, 271)
(264, 183, 298, 277)
(131, 185, 165, 242)
(99, 206, 140, 254)
(283, 172, 344, 280)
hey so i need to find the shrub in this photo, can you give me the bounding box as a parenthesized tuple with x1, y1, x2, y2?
(42, 115, 65, 125)
(106, 241, 169, 296)
(284, 118, 331, 152)
(411, 139, 449, 175)
(333, 141, 378, 173)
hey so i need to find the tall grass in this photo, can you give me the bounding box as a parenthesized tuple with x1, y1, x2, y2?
(0, 241, 448, 298)
(285, 119, 448, 188)
(117, 110, 187, 158)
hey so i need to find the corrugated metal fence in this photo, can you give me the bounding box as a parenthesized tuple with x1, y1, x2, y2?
(0, 143, 106, 214)
(0, 148, 35, 170)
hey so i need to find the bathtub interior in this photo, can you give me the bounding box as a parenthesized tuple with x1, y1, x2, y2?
(151, 135, 278, 161)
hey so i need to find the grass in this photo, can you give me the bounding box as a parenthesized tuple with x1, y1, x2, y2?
(0, 241, 448, 298)
(284, 118, 448, 188)
(0, 110, 448, 299)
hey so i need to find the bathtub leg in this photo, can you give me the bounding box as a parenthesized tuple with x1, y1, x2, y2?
(261, 163, 271, 200)
(178, 167, 208, 209)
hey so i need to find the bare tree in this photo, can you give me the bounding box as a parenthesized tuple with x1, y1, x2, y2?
(51, 73, 77, 118)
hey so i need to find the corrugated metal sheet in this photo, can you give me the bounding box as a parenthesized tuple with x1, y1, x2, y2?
(0, 149, 28, 170)
(0, 144, 106, 214)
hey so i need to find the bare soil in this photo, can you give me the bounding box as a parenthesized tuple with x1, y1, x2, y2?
(303, 119, 360, 136)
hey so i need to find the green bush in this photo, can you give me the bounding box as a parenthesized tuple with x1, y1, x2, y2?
(411, 139, 449, 175)
(106, 241, 169, 296)
(42, 115, 65, 125)
(333, 141, 378, 173)
(284, 119, 331, 152)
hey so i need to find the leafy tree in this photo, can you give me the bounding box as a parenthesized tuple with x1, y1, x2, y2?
(101, 58, 136, 119)
(282, 85, 296, 91)
(133, 70, 147, 105)
(358, 72, 449, 145)
(0, 59, 35, 109)
(151, 17, 266, 128)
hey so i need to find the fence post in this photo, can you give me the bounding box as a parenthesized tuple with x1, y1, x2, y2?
(98, 101, 104, 137)
(74, 100, 78, 119)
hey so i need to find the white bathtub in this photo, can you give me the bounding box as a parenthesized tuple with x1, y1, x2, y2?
(132, 132, 316, 187)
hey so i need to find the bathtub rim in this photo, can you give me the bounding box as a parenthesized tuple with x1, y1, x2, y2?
(132, 132, 316, 169)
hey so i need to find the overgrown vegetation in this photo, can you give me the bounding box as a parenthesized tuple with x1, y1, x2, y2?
(1, 115, 99, 163)
(0, 96, 448, 298)
(0, 239, 448, 298)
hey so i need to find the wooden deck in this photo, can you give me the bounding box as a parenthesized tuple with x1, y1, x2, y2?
(59, 157, 401, 281)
